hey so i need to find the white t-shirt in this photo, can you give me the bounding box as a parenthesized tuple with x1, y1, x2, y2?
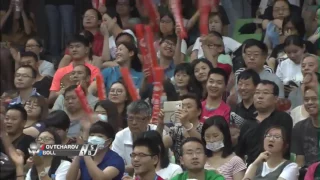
(156, 163, 183, 180)
(276, 58, 303, 85)
(192, 36, 241, 59)
(291, 105, 309, 126)
(26, 160, 71, 180)
(246, 161, 299, 180)
(109, 29, 137, 59)
(39, 60, 55, 77)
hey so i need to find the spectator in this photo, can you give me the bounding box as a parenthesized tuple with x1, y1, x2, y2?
(234, 39, 284, 102)
(45, 0, 75, 58)
(171, 137, 224, 180)
(111, 100, 159, 174)
(173, 63, 198, 97)
(49, 35, 101, 105)
(243, 126, 299, 179)
(23, 95, 48, 138)
(128, 136, 165, 180)
(67, 121, 125, 180)
(202, 116, 246, 180)
(52, 64, 98, 111)
(160, 93, 203, 164)
(140, 130, 183, 179)
(107, 81, 132, 129)
(191, 59, 214, 100)
(201, 68, 230, 123)
(191, 12, 241, 60)
(236, 80, 293, 165)
(24, 37, 55, 77)
(115, 0, 140, 30)
(12, 65, 40, 104)
(292, 81, 319, 167)
(230, 69, 260, 128)
(94, 100, 121, 131)
(25, 128, 71, 180)
(43, 110, 76, 145)
(63, 85, 88, 138)
(19, 51, 53, 98)
(0, 103, 34, 162)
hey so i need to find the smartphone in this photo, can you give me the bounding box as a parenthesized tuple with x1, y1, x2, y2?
(163, 101, 182, 124)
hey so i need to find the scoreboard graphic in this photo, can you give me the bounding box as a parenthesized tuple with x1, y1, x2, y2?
(28, 143, 101, 156)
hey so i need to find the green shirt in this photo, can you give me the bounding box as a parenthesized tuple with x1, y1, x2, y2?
(170, 170, 225, 180)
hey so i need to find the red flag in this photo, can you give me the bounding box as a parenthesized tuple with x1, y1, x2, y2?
(171, 0, 187, 39)
(120, 67, 140, 101)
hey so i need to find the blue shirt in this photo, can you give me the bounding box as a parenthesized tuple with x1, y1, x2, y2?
(79, 150, 125, 180)
(101, 66, 143, 92)
(163, 61, 175, 79)
(266, 22, 280, 48)
(11, 88, 40, 104)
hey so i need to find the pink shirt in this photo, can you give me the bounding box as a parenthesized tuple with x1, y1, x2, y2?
(201, 100, 231, 123)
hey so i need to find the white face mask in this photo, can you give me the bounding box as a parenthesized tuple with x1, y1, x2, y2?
(88, 136, 106, 148)
(206, 141, 224, 152)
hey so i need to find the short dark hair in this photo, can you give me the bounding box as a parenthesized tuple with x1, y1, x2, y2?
(63, 85, 78, 97)
(180, 93, 202, 119)
(44, 110, 70, 131)
(73, 64, 91, 77)
(282, 15, 306, 38)
(201, 116, 233, 158)
(133, 137, 160, 158)
(7, 103, 27, 120)
(115, 32, 136, 44)
(20, 51, 39, 62)
(160, 34, 178, 45)
(139, 130, 169, 169)
(243, 39, 268, 56)
(259, 80, 280, 96)
(89, 121, 116, 140)
(208, 68, 229, 85)
(16, 65, 37, 78)
(237, 69, 261, 86)
(180, 137, 205, 155)
(68, 34, 90, 47)
(87, 8, 102, 20)
(174, 63, 193, 76)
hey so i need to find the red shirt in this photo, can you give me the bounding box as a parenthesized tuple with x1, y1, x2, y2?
(200, 100, 231, 123)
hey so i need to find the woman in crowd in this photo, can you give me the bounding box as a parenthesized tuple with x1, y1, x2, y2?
(202, 116, 246, 180)
(108, 80, 132, 129)
(173, 63, 199, 97)
(155, 11, 187, 62)
(276, 35, 306, 98)
(191, 58, 214, 100)
(23, 95, 48, 138)
(44, 110, 76, 145)
(268, 15, 317, 71)
(66, 121, 125, 180)
(89, 41, 143, 94)
(115, 0, 140, 30)
(140, 130, 183, 179)
(243, 126, 299, 179)
(94, 99, 121, 131)
(26, 128, 71, 180)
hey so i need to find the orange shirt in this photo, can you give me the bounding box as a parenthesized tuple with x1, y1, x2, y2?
(50, 62, 101, 92)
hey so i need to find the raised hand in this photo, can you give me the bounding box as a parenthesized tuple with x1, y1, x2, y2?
(253, 151, 271, 165)
(9, 149, 25, 166)
(32, 155, 44, 167)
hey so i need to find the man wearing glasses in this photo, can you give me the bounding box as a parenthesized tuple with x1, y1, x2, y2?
(236, 80, 293, 166)
(11, 65, 40, 104)
(112, 100, 164, 175)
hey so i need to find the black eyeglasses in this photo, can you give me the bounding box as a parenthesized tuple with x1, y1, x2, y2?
(130, 153, 155, 159)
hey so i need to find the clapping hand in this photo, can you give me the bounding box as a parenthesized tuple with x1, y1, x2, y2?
(32, 155, 44, 167)
(9, 149, 25, 166)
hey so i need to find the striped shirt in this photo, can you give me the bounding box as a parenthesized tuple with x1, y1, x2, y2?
(234, 65, 273, 80)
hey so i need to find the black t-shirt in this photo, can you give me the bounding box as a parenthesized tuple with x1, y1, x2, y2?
(230, 102, 257, 128)
(236, 111, 293, 165)
(44, 0, 74, 5)
(33, 76, 53, 98)
(292, 118, 320, 167)
(262, 4, 302, 20)
(0, 133, 35, 162)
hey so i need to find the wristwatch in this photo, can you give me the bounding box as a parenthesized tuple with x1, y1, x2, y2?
(39, 170, 47, 177)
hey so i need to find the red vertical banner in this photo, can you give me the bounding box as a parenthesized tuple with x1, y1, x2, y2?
(151, 67, 164, 124)
(120, 67, 140, 101)
(96, 74, 107, 100)
(171, 0, 187, 39)
(92, 0, 106, 9)
(142, 0, 159, 32)
(199, 0, 212, 35)
(136, 24, 153, 83)
(75, 85, 93, 114)
(145, 25, 158, 69)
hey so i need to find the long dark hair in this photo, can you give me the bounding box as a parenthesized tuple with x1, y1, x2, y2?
(30, 128, 70, 180)
(118, 42, 142, 72)
(94, 100, 120, 131)
(79, 30, 94, 60)
(201, 116, 233, 158)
